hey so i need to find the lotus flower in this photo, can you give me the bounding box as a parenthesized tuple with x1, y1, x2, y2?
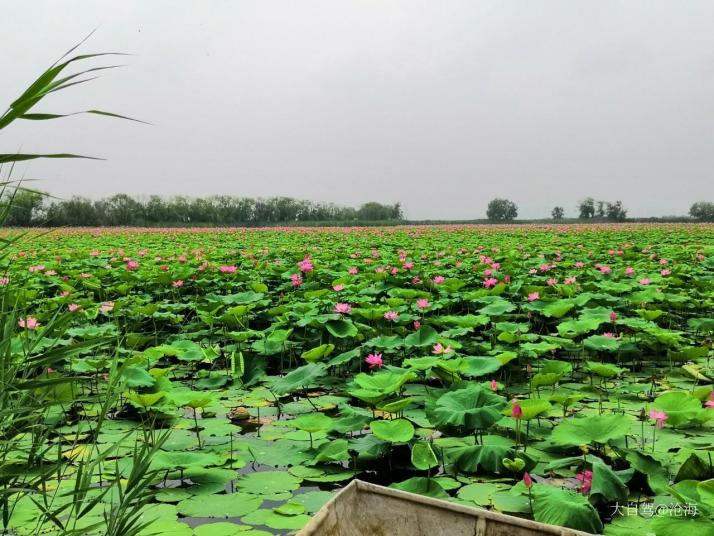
(18, 317, 40, 330)
(511, 400, 523, 419)
(523, 472, 533, 488)
(576, 470, 593, 494)
(365, 353, 383, 369)
(416, 298, 430, 310)
(432, 343, 453, 355)
(334, 303, 352, 314)
(649, 409, 667, 429)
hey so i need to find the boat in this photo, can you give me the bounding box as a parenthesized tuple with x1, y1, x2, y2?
(297, 479, 598, 536)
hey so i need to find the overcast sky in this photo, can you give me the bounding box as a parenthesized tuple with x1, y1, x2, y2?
(3, 1, 714, 219)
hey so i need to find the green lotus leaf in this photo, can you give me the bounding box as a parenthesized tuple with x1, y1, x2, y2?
(551, 414, 632, 446)
(370, 419, 415, 443)
(532, 484, 603, 534)
(411, 442, 439, 471)
(177, 493, 262, 517)
(390, 477, 448, 499)
(426, 383, 506, 431)
(236, 470, 301, 495)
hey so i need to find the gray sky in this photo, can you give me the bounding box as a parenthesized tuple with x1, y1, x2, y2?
(3, 1, 714, 219)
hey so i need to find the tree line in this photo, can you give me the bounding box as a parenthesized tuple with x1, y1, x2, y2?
(2, 192, 404, 226)
(487, 198, 714, 222)
(3, 191, 714, 226)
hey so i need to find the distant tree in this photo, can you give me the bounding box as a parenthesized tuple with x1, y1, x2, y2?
(689, 201, 714, 222)
(144, 195, 168, 223)
(357, 202, 403, 221)
(596, 200, 606, 218)
(486, 198, 518, 221)
(578, 198, 595, 219)
(551, 206, 565, 220)
(3, 189, 44, 226)
(104, 194, 142, 225)
(605, 201, 628, 221)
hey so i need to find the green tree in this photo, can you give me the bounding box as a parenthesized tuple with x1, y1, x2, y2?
(551, 206, 565, 220)
(689, 201, 714, 222)
(486, 198, 518, 221)
(3, 189, 44, 226)
(357, 202, 402, 221)
(578, 198, 595, 219)
(605, 201, 628, 221)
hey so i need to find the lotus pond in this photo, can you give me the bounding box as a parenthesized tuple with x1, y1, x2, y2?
(3, 224, 714, 536)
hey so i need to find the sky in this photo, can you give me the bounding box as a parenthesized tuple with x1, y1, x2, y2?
(3, 1, 714, 220)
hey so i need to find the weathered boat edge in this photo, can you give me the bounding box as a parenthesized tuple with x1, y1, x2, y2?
(296, 479, 601, 536)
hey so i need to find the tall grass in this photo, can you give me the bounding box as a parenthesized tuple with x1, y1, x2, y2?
(0, 35, 162, 536)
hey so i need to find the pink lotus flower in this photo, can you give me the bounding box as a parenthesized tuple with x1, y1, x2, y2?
(383, 311, 399, 322)
(432, 343, 453, 355)
(523, 472, 533, 488)
(527, 292, 539, 302)
(546, 278, 558, 286)
(483, 277, 498, 288)
(706, 392, 714, 408)
(660, 269, 671, 276)
(403, 262, 414, 270)
(610, 311, 617, 322)
(219, 265, 237, 273)
(433, 275, 445, 284)
(334, 303, 352, 314)
(178, 255, 187, 263)
(603, 332, 615, 338)
(598, 265, 612, 274)
(348, 267, 359, 275)
(416, 298, 430, 310)
(100, 302, 114, 313)
(0, 277, 8, 286)
(291, 273, 303, 286)
(365, 353, 383, 369)
(639, 278, 651, 285)
(298, 257, 314, 273)
(18, 317, 40, 330)
(564, 276, 577, 285)
(576, 470, 593, 494)
(624, 267, 635, 276)
(490, 379, 498, 392)
(68, 303, 81, 312)
(511, 400, 523, 419)
(649, 409, 667, 429)
(333, 284, 345, 292)
(125, 260, 139, 271)
(173, 280, 184, 288)
(574, 261, 585, 268)
(483, 269, 493, 277)
(413, 320, 421, 330)
(90, 250, 100, 257)
(491, 262, 500, 270)
(411, 276, 421, 284)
